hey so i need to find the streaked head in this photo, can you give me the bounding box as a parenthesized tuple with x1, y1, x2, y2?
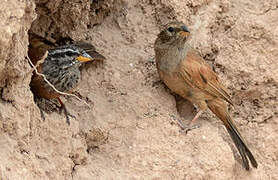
(47, 45, 93, 65)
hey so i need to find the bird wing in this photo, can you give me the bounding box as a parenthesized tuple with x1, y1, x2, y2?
(179, 49, 233, 105)
(28, 33, 55, 65)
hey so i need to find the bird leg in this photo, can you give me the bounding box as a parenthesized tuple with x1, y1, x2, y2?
(39, 108, 46, 121)
(190, 109, 204, 124)
(179, 110, 203, 134)
(57, 97, 75, 125)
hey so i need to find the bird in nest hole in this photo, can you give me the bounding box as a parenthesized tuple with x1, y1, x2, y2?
(28, 33, 105, 125)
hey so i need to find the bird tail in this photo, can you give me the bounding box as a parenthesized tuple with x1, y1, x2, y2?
(206, 99, 258, 170)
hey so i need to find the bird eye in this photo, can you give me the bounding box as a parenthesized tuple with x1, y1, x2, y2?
(167, 27, 174, 32)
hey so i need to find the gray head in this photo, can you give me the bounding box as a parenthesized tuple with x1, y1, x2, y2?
(155, 21, 191, 47)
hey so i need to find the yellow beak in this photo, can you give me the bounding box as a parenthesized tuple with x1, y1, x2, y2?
(75, 55, 92, 62)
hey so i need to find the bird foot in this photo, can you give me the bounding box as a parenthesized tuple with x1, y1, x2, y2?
(177, 110, 203, 134)
(59, 105, 76, 125)
(39, 108, 46, 121)
(177, 120, 200, 134)
(179, 124, 201, 134)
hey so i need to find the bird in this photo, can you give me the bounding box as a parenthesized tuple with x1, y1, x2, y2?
(28, 33, 105, 124)
(154, 21, 258, 170)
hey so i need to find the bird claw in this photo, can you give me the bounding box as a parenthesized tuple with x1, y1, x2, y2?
(179, 124, 200, 134)
(176, 119, 200, 134)
(64, 111, 76, 125)
(59, 105, 75, 125)
(39, 108, 46, 121)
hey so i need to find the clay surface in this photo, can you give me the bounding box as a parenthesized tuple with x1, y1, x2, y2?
(0, 0, 277, 179)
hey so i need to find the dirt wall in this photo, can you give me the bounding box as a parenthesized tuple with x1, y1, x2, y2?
(0, 0, 277, 179)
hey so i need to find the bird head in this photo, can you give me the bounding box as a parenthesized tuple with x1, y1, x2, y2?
(46, 43, 105, 69)
(155, 21, 191, 47)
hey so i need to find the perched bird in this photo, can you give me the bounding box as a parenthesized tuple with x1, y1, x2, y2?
(28, 33, 105, 124)
(154, 21, 258, 170)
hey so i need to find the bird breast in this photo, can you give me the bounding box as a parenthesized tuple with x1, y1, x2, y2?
(155, 45, 189, 73)
(42, 59, 81, 93)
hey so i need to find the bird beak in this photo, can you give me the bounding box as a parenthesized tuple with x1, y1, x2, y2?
(75, 52, 93, 62)
(178, 31, 190, 37)
(178, 25, 190, 38)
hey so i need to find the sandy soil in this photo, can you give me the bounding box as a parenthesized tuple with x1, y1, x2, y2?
(0, 0, 277, 179)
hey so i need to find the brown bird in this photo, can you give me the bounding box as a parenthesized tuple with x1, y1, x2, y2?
(154, 21, 258, 170)
(28, 33, 105, 124)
